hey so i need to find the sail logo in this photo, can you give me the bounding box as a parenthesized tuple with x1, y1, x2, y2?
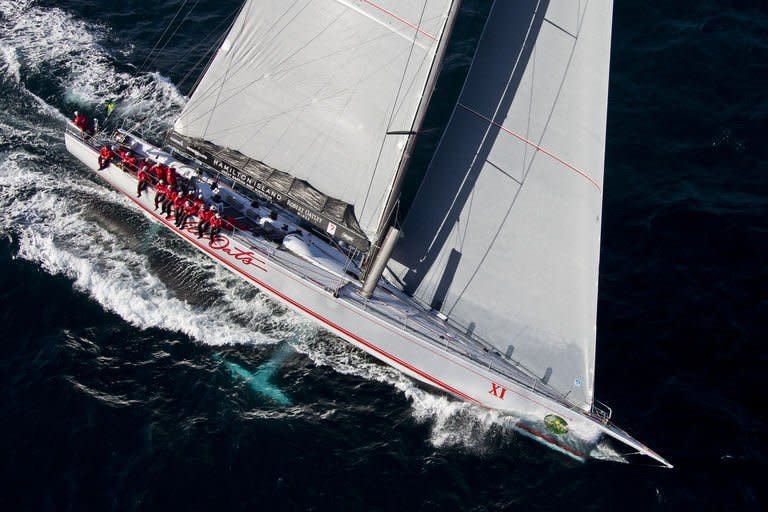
(489, 382, 506, 400)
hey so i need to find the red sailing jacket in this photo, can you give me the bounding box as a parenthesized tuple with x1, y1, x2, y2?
(74, 114, 88, 130)
(173, 194, 187, 210)
(149, 164, 164, 180)
(165, 167, 177, 187)
(183, 199, 198, 216)
(119, 150, 137, 170)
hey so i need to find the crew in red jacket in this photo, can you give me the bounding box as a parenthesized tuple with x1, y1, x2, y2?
(136, 167, 151, 198)
(208, 213, 224, 242)
(73, 111, 89, 132)
(165, 166, 178, 189)
(149, 162, 165, 182)
(175, 194, 198, 228)
(197, 205, 216, 239)
(154, 180, 168, 210)
(119, 149, 138, 172)
(193, 192, 206, 214)
(97, 145, 114, 170)
(162, 188, 178, 217)
(172, 190, 187, 221)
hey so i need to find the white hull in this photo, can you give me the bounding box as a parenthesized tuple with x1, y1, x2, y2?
(65, 125, 671, 467)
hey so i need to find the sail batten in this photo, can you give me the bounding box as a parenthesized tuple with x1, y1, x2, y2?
(389, 0, 613, 409)
(174, 0, 458, 242)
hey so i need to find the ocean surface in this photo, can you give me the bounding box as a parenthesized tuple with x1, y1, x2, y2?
(0, 1, 766, 510)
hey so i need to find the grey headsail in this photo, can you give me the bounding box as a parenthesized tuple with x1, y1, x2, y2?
(171, 0, 458, 245)
(389, 0, 613, 409)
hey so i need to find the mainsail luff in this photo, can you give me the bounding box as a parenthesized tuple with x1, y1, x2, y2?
(367, 0, 463, 261)
(172, 0, 458, 242)
(389, 0, 614, 409)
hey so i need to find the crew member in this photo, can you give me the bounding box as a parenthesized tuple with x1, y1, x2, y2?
(138, 159, 151, 175)
(97, 145, 115, 170)
(165, 166, 178, 190)
(208, 213, 224, 242)
(175, 193, 198, 228)
(162, 187, 178, 217)
(197, 205, 216, 239)
(73, 111, 89, 132)
(154, 180, 168, 210)
(119, 149, 138, 172)
(137, 166, 151, 197)
(149, 161, 165, 182)
(193, 192, 206, 214)
(173, 190, 187, 219)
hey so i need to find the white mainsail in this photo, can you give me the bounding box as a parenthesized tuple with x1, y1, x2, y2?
(389, 0, 613, 409)
(173, 0, 457, 240)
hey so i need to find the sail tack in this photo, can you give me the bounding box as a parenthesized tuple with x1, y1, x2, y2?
(389, 0, 614, 409)
(173, 0, 456, 240)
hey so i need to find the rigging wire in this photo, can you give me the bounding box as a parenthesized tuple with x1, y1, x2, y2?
(358, 1, 430, 239)
(140, 0, 190, 72)
(180, 0, 253, 100)
(172, 12, 238, 94)
(142, 0, 202, 73)
(119, 1, 236, 138)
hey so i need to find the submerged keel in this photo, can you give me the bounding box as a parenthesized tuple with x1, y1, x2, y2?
(214, 344, 293, 406)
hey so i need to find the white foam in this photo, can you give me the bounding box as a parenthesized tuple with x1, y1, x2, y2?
(291, 331, 521, 452)
(590, 439, 629, 464)
(0, 151, 301, 346)
(0, 43, 21, 83)
(0, 0, 186, 134)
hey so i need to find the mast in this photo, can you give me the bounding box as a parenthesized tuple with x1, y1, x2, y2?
(362, 0, 463, 282)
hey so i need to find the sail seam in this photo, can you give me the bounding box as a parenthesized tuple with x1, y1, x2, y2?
(457, 102, 602, 191)
(359, 0, 437, 41)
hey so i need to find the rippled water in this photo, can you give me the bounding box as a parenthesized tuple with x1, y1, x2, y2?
(0, 1, 765, 510)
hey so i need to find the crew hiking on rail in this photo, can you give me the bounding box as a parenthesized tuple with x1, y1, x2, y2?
(93, 136, 234, 243)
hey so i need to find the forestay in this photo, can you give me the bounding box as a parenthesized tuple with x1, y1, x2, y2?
(173, 0, 456, 240)
(389, 0, 613, 409)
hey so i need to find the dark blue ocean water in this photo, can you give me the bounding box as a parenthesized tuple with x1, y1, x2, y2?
(1, 1, 766, 510)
